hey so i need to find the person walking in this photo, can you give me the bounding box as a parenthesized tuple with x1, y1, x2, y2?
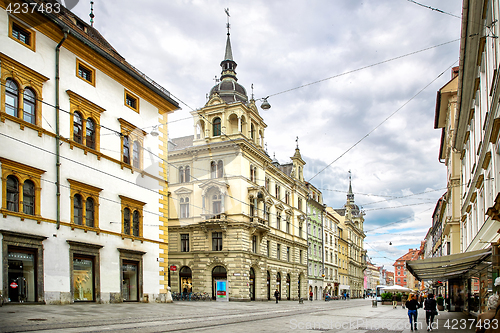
(274, 289, 280, 303)
(309, 290, 313, 301)
(392, 293, 398, 309)
(406, 294, 420, 331)
(424, 293, 437, 331)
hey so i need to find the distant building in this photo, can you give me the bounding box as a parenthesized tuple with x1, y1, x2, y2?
(393, 249, 419, 289)
(306, 183, 325, 300)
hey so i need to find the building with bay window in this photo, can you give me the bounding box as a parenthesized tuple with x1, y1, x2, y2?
(0, 2, 178, 304)
(167, 26, 308, 301)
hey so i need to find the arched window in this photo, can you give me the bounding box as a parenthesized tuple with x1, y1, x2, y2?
(73, 112, 83, 144)
(132, 141, 140, 168)
(133, 210, 140, 236)
(74, 194, 83, 225)
(123, 207, 131, 235)
(251, 123, 255, 141)
(23, 180, 35, 215)
(179, 167, 184, 183)
(86, 118, 96, 149)
(85, 197, 94, 227)
(217, 160, 223, 178)
(23, 88, 36, 124)
(185, 166, 190, 182)
(123, 136, 130, 164)
(5, 79, 19, 117)
(180, 197, 189, 218)
(211, 161, 217, 179)
(6, 175, 19, 212)
(213, 117, 221, 136)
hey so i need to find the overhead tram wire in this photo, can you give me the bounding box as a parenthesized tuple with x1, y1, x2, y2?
(405, 0, 461, 19)
(307, 60, 459, 183)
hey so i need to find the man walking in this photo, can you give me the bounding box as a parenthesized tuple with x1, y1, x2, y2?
(274, 289, 280, 304)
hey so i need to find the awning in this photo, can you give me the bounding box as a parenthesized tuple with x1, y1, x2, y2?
(406, 248, 492, 281)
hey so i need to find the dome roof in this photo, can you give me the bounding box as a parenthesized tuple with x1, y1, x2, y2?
(210, 79, 248, 103)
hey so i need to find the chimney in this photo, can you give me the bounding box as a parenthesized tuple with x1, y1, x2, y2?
(452, 66, 459, 79)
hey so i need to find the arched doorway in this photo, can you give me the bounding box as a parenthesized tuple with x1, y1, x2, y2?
(314, 286, 318, 300)
(249, 267, 255, 301)
(179, 266, 192, 293)
(267, 271, 271, 300)
(286, 274, 291, 300)
(276, 272, 281, 300)
(212, 266, 227, 300)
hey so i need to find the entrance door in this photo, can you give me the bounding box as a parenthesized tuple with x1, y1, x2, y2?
(179, 266, 192, 293)
(122, 261, 138, 301)
(212, 266, 227, 300)
(267, 271, 271, 300)
(7, 248, 36, 303)
(286, 274, 291, 300)
(276, 272, 281, 300)
(249, 268, 255, 301)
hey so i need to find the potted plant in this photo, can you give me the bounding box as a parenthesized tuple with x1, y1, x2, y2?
(437, 296, 445, 311)
(381, 292, 393, 305)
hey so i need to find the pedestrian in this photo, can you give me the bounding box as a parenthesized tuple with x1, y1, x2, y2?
(424, 293, 437, 331)
(476, 294, 499, 333)
(274, 289, 280, 304)
(406, 294, 420, 331)
(309, 290, 313, 301)
(392, 293, 398, 309)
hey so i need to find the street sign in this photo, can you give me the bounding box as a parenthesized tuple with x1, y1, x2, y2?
(170, 265, 177, 271)
(10, 282, 18, 289)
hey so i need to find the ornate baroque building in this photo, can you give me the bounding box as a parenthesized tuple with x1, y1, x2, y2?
(167, 27, 308, 301)
(306, 182, 324, 300)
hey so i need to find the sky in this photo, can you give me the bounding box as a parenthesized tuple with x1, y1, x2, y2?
(70, 0, 462, 272)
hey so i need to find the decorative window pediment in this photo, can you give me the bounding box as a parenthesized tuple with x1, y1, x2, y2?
(174, 187, 193, 195)
(199, 179, 229, 197)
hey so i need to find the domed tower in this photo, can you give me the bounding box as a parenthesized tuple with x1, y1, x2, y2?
(208, 23, 248, 104)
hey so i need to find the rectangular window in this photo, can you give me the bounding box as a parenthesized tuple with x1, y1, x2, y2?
(9, 18, 36, 52)
(277, 244, 281, 260)
(298, 198, 302, 210)
(300, 250, 303, 264)
(12, 23, 30, 45)
(252, 235, 257, 253)
(299, 225, 302, 238)
(287, 247, 290, 262)
(76, 59, 96, 86)
(181, 234, 189, 252)
(286, 216, 290, 233)
(267, 240, 270, 257)
(124, 90, 139, 112)
(212, 232, 222, 251)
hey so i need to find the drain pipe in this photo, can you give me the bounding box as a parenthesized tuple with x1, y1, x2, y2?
(55, 28, 69, 230)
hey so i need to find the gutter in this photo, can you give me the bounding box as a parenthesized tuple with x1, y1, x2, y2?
(55, 28, 69, 230)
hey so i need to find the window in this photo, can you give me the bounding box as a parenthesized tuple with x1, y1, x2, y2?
(211, 160, 223, 178)
(275, 184, 280, 199)
(119, 118, 146, 168)
(124, 90, 139, 112)
(286, 215, 290, 233)
(267, 240, 270, 257)
(287, 247, 290, 262)
(277, 212, 281, 230)
(9, 18, 36, 51)
(250, 203, 255, 217)
(285, 191, 290, 205)
(252, 235, 257, 253)
(265, 177, 270, 191)
(300, 250, 303, 264)
(299, 225, 302, 238)
(68, 179, 102, 228)
(5, 78, 19, 117)
(1, 158, 45, 216)
(266, 206, 270, 224)
(180, 197, 190, 218)
(76, 59, 95, 86)
(298, 198, 302, 211)
(212, 232, 223, 251)
(251, 123, 255, 141)
(250, 165, 257, 182)
(213, 117, 221, 136)
(67, 91, 104, 151)
(277, 244, 281, 260)
(181, 234, 190, 252)
(23, 88, 36, 124)
(184, 166, 190, 182)
(120, 195, 145, 237)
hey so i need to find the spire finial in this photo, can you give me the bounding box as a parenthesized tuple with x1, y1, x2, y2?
(224, 8, 230, 35)
(296, 136, 299, 149)
(251, 83, 254, 100)
(89, 1, 95, 27)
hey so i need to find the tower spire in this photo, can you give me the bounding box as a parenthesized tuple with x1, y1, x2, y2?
(220, 8, 237, 81)
(347, 170, 354, 202)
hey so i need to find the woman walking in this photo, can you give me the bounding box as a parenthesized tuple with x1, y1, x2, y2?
(405, 294, 420, 331)
(424, 293, 437, 331)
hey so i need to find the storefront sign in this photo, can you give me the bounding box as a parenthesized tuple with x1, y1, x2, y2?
(10, 282, 18, 289)
(170, 265, 177, 271)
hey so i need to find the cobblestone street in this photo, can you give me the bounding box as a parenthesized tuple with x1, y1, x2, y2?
(0, 299, 478, 332)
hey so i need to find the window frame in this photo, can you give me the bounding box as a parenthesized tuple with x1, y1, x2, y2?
(67, 90, 104, 152)
(1, 158, 45, 217)
(213, 117, 221, 136)
(180, 233, 190, 252)
(124, 89, 140, 113)
(68, 179, 102, 229)
(9, 18, 36, 52)
(76, 59, 96, 86)
(212, 231, 223, 251)
(119, 195, 146, 238)
(118, 118, 146, 170)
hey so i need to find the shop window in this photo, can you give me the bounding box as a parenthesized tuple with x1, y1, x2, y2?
(181, 234, 189, 252)
(119, 249, 143, 302)
(9, 18, 36, 51)
(1, 158, 44, 216)
(124, 90, 139, 112)
(68, 179, 101, 228)
(118, 118, 146, 169)
(120, 195, 145, 237)
(180, 266, 192, 293)
(67, 91, 104, 151)
(76, 59, 95, 86)
(212, 232, 222, 251)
